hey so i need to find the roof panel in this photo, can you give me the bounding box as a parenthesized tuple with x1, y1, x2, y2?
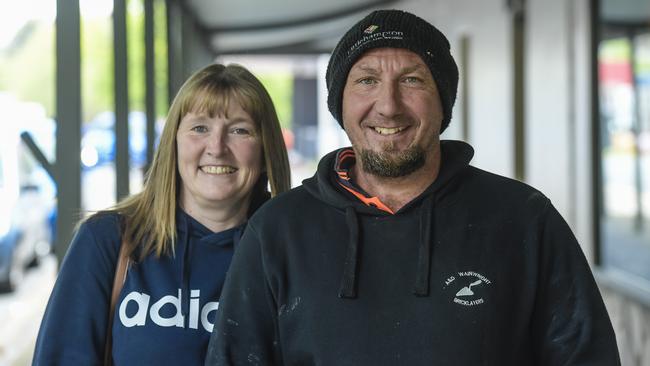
(187, 0, 387, 29)
(183, 0, 402, 54)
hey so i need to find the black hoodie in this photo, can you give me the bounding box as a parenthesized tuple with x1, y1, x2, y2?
(206, 140, 620, 366)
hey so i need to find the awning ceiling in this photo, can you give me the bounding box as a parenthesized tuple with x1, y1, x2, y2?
(181, 0, 650, 56)
(181, 0, 402, 55)
(601, 0, 650, 25)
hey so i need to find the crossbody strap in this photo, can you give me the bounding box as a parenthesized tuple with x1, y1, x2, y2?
(104, 236, 131, 366)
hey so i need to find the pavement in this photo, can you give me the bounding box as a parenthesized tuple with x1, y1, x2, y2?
(0, 255, 56, 366)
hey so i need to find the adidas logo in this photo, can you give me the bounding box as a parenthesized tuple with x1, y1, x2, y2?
(118, 289, 219, 332)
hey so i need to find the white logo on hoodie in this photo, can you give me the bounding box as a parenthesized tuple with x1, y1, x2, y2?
(443, 271, 492, 307)
(118, 289, 219, 332)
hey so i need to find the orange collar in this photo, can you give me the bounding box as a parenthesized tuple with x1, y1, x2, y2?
(334, 148, 394, 214)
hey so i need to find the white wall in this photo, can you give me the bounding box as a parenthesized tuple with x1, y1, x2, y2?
(526, 0, 594, 259)
(406, 0, 515, 178)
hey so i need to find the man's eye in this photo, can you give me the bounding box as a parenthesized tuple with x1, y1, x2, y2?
(357, 78, 377, 85)
(404, 76, 421, 84)
(191, 125, 208, 133)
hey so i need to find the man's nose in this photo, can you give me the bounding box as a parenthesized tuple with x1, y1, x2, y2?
(374, 82, 403, 118)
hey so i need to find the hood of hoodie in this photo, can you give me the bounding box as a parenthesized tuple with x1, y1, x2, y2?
(301, 140, 474, 299)
(303, 140, 474, 213)
(175, 209, 244, 317)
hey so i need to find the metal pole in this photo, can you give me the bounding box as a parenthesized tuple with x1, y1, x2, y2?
(589, 0, 603, 265)
(145, 0, 156, 173)
(55, 0, 82, 265)
(511, 0, 526, 181)
(166, 0, 184, 104)
(460, 35, 470, 142)
(628, 30, 644, 232)
(114, 0, 130, 201)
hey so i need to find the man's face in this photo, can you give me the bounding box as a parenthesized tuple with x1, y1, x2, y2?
(341, 48, 443, 178)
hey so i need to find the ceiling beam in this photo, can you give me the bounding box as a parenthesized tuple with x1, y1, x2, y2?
(195, 0, 401, 33)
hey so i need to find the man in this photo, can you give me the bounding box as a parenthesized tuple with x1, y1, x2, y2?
(206, 9, 620, 365)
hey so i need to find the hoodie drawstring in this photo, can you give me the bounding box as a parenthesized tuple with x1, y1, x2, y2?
(338, 207, 360, 299)
(337, 195, 436, 299)
(413, 194, 435, 296)
(180, 215, 191, 317)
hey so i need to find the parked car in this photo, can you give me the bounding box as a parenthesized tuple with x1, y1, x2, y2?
(0, 95, 55, 292)
(81, 111, 154, 170)
(0, 185, 54, 292)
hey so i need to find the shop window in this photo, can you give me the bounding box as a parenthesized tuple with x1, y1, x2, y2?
(598, 18, 650, 284)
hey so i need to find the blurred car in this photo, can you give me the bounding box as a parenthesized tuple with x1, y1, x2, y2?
(0, 105, 161, 291)
(0, 185, 54, 292)
(0, 95, 56, 292)
(81, 111, 156, 170)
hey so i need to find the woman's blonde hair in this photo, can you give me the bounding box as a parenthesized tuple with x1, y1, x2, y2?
(97, 63, 290, 259)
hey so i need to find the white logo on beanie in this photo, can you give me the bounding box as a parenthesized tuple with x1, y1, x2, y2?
(348, 31, 404, 56)
(363, 25, 379, 34)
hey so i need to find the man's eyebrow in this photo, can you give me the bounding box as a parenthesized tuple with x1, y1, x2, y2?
(401, 64, 426, 74)
(350, 63, 426, 75)
(351, 65, 380, 75)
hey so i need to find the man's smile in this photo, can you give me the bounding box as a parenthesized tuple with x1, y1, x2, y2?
(372, 126, 408, 135)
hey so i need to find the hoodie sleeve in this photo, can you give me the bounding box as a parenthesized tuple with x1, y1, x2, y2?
(205, 223, 284, 366)
(32, 215, 121, 366)
(531, 202, 620, 365)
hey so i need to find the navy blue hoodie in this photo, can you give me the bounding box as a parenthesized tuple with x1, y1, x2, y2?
(33, 209, 241, 365)
(206, 141, 620, 365)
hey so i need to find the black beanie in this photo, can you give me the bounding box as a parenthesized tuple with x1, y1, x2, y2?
(326, 9, 459, 133)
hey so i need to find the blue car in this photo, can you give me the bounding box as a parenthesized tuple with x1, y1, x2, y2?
(81, 111, 153, 170)
(0, 185, 54, 292)
(0, 97, 56, 292)
(0, 145, 55, 291)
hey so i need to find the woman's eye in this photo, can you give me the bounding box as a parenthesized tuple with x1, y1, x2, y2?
(231, 127, 251, 135)
(191, 125, 208, 133)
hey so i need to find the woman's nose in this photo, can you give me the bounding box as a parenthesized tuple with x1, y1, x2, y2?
(206, 130, 229, 156)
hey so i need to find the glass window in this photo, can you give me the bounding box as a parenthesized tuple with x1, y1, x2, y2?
(0, 151, 4, 188)
(598, 9, 650, 282)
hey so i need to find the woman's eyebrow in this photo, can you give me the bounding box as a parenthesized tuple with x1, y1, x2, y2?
(183, 112, 209, 122)
(223, 118, 257, 129)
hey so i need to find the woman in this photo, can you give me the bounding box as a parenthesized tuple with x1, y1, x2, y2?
(33, 63, 291, 365)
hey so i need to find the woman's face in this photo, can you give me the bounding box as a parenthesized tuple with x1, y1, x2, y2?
(176, 101, 263, 214)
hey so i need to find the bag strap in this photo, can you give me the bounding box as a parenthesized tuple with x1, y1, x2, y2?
(104, 235, 131, 366)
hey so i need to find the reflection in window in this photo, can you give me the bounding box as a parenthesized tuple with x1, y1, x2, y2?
(0, 154, 4, 188)
(599, 28, 650, 282)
